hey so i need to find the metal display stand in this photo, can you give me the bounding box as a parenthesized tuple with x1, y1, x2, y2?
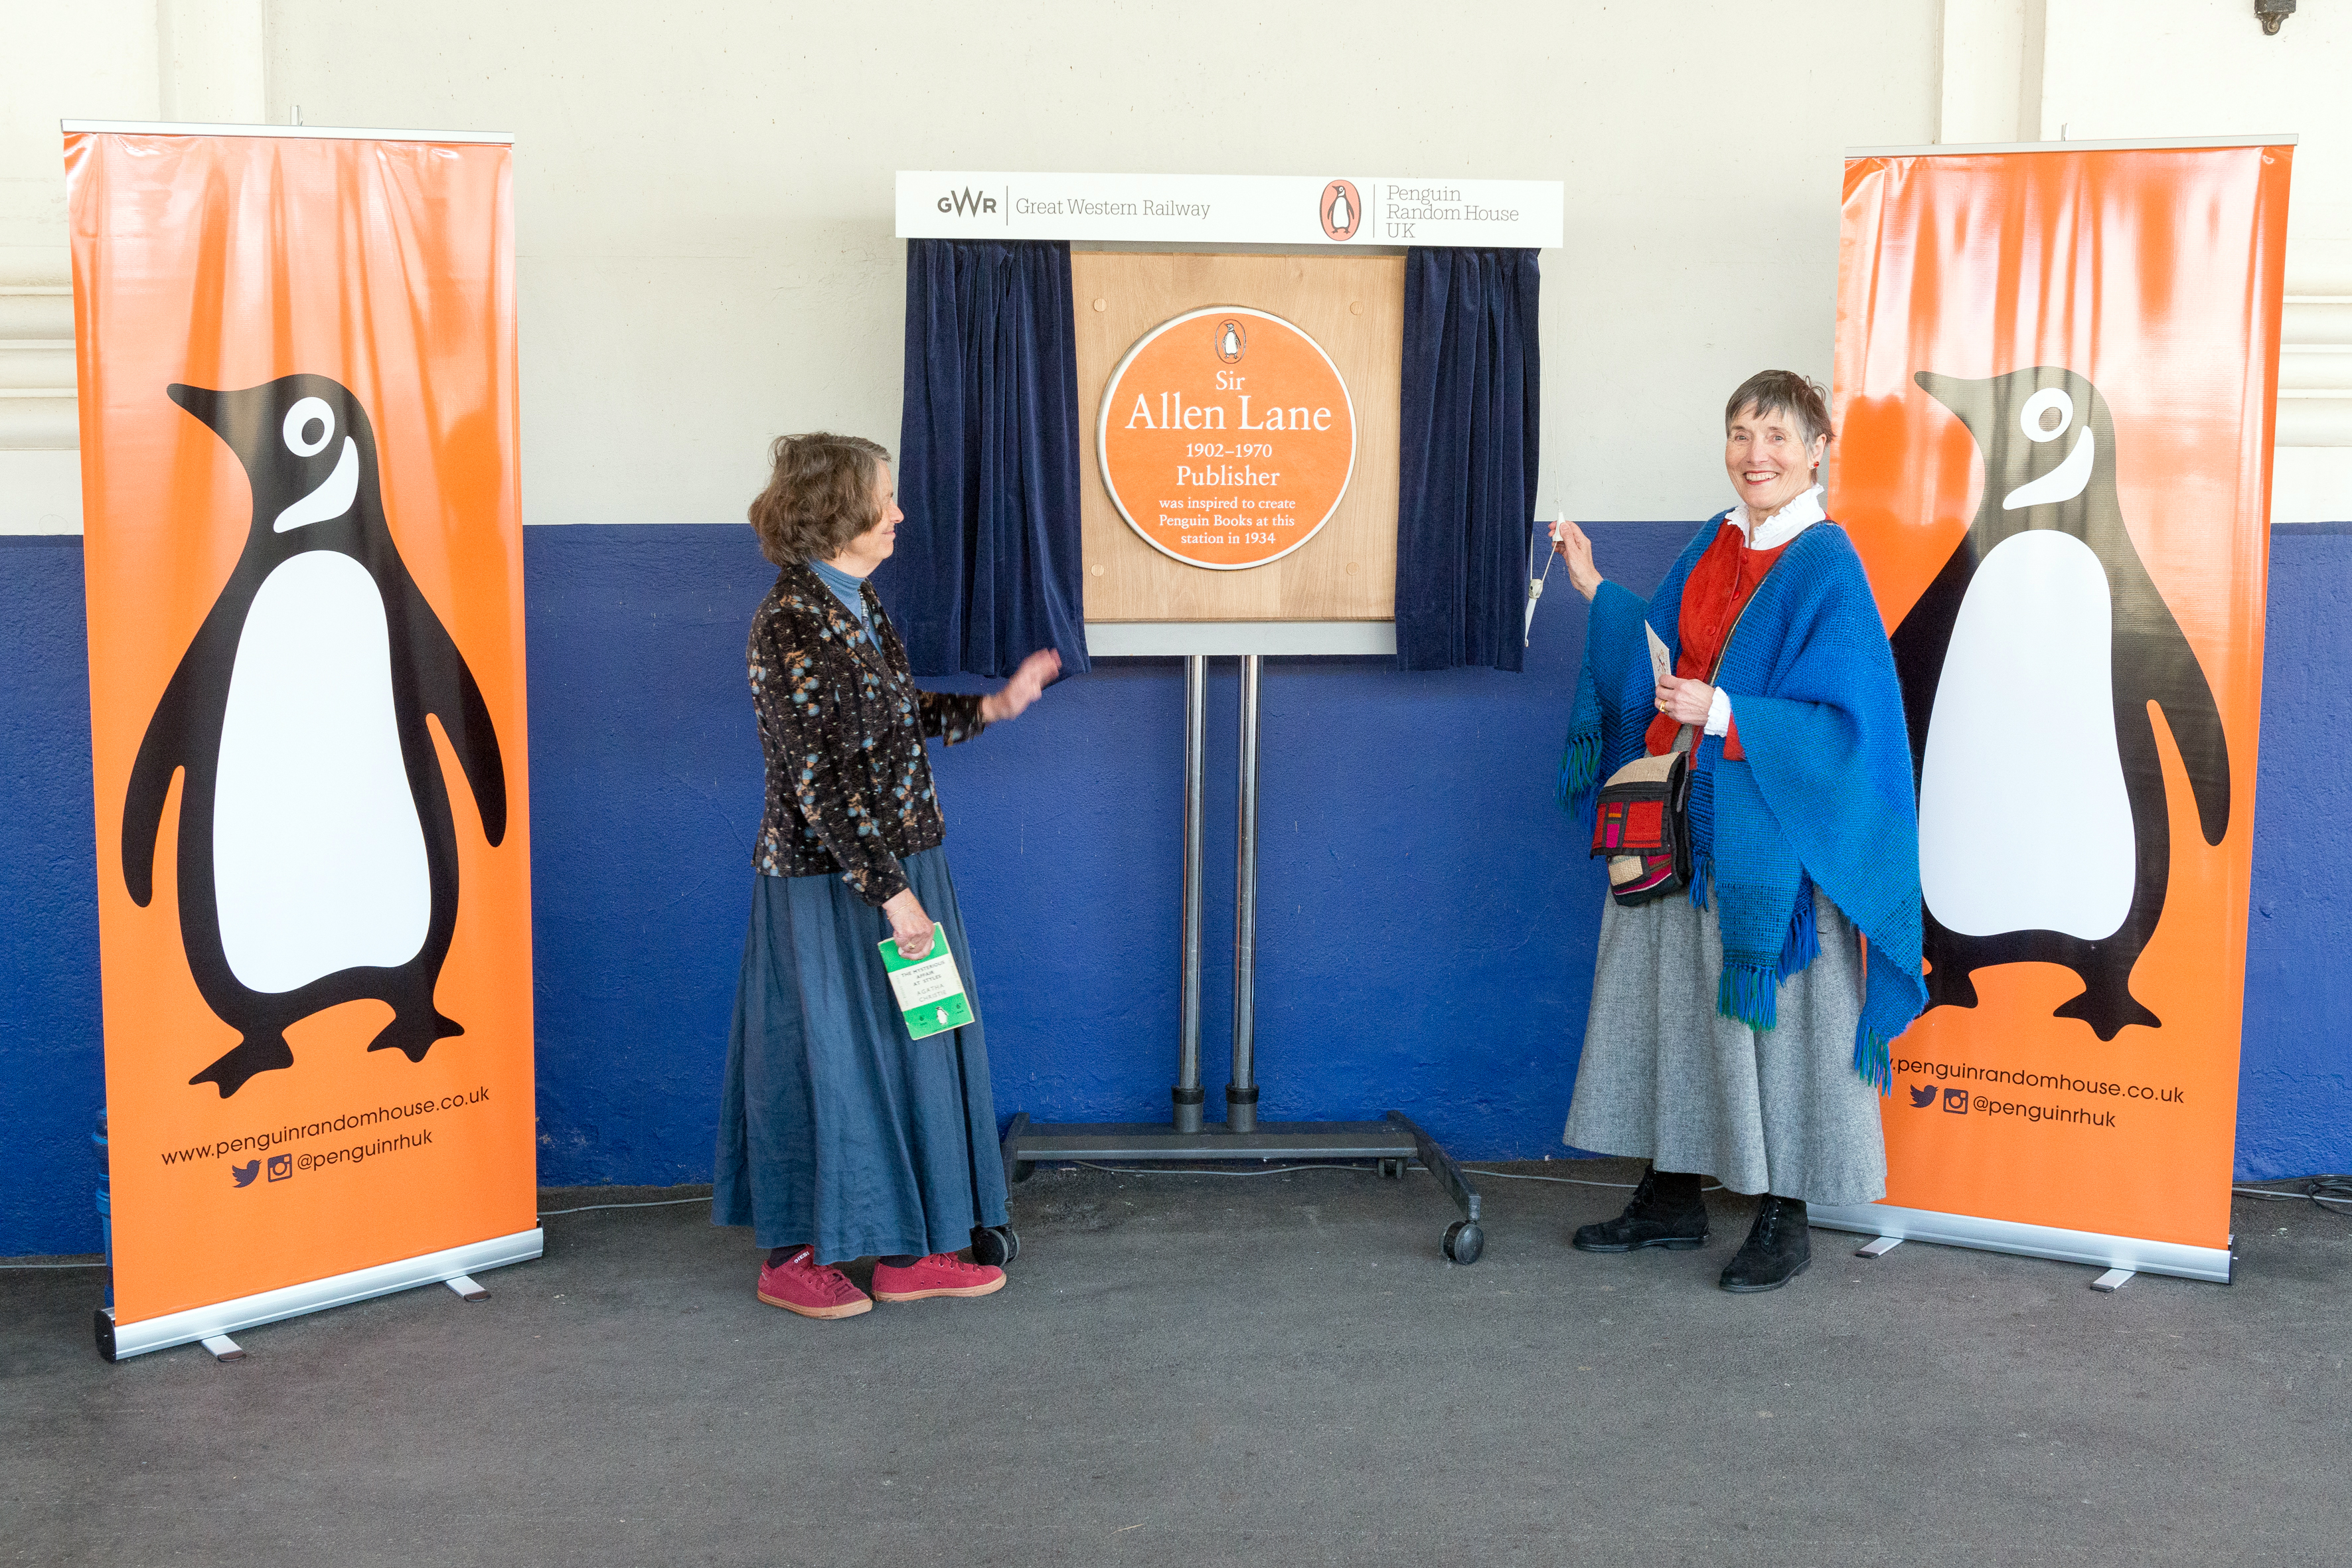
(1002, 653, 1486, 1264)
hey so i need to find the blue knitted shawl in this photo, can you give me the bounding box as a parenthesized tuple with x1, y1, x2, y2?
(1558, 516, 1925, 1092)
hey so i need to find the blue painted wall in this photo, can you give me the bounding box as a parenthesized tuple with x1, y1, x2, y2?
(0, 538, 103, 1259)
(3, 522, 2346, 1255)
(2236, 524, 2352, 1178)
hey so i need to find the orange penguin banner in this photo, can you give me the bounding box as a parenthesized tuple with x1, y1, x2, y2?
(66, 124, 538, 1356)
(1824, 141, 2292, 1279)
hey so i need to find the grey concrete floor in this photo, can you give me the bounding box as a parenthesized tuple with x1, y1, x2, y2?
(4, 1158, 2349, 1567)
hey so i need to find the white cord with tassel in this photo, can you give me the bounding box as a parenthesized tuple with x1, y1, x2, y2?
(1525, 505, 1562, 647)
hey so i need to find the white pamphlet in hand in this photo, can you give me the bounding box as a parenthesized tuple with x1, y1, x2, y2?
(1645, 623, 1675, 689)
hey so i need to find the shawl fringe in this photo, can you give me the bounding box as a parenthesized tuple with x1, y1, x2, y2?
(1778, 876, 1818, 980)
(1717, 959, 1779, 1032)
(1558, 662, 1605, 815)
(1558, 728, 1601, 815)
(1852, 1024, 1895, 1096)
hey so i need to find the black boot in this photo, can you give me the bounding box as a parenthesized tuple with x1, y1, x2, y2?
(1572, 1166, 1708, 1253)
(1719, 1196, 1810, 1292)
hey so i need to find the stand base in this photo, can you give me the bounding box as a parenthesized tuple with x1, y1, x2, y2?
(1809, 1202, 2232, 1284)
(95, 1227, 542, 1362)
(1000, 1110, 1486, 1263)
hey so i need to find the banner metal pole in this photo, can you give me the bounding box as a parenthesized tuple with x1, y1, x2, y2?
(1172, 654, 1206, 1133)
(1227, 654, 1261, 1134)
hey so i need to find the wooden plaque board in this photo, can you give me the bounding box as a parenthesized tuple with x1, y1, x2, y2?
(1073, 252, 1404, 623)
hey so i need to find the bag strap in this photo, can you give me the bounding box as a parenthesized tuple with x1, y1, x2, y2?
(1672, 544, 1776, 753)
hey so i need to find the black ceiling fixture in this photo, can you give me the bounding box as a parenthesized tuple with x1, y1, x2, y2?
(2256, 0, 2295, 35)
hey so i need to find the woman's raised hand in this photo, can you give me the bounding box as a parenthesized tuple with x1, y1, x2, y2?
(1552, 519, 1603, 601)
(882, 888, 936, 961)
(980, 648, 1062, 724)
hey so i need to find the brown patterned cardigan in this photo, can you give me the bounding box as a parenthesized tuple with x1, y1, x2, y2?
(747, 560, 987, 905)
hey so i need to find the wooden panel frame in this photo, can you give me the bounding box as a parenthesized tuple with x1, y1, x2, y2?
(1073, 252, 1403, 623)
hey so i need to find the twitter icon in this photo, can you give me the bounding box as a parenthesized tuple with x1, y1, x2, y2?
(231, 1159, 261, 1188)
(1909, 1083, 1938, 1109)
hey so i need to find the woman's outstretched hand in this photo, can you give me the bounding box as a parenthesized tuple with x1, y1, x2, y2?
(980, 648, 1062, 724)
(882, 888, 935, 961)
(1552, 519, 1603, 601)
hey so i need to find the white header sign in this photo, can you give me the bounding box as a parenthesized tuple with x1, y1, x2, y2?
(896, 172, 1563, 250)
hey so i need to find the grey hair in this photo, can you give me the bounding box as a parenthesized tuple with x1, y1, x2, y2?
(1724, 370, 1834, 448)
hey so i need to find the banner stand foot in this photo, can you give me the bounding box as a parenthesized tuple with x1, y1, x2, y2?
(2090, 1268, 2134, 1292)
(199, 1333, 246, 1361)
(1855, 1235, 1903, 1259)
(443, 1274, 489, 1302)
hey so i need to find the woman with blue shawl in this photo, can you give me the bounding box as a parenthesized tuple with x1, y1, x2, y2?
(1554, 371, 1925, 1293)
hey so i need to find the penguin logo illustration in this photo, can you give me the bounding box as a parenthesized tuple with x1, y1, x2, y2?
(1215, 319, 1246, 363)
(122, 374, 508, 1097)
(1320, 179, 1361, 242)
(1889, 366, 2229, 1040)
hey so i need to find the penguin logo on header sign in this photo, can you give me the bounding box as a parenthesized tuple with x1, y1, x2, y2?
(1888, 366, 2230, 1041)
(1320, 180, 1361, 242)
(121, 374, 509, 1097)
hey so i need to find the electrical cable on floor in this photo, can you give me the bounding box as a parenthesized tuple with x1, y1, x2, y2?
(1064, 1159, 1724, 1194)
(537, 1195, 714, 1218)
(1073, 1160, 1370, 1178)
(1464, 1165, 1726, 1192)
(0, 1260, 104, 1270)
(2231, 1176, 2352, 1216)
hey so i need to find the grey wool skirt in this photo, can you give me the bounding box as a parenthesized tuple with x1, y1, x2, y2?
(712, 846, 1010, 1262)
(1563, 888, 1886, 1206)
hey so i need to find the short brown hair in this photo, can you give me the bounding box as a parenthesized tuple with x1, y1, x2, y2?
(748, 432, 891, 566)
(1724, 370, 1834, 448)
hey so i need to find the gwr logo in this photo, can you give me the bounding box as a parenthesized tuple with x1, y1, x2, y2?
(936, 187, 998, 217)
(1320, 180, 1362, 242)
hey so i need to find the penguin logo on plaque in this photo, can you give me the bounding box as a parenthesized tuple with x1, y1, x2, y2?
(1320, 180, 1362, 242)
(1098, 305, 1356, 570)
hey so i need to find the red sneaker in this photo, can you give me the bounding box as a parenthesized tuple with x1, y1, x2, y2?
(756, 1246, 872, 1319)
(870, 1251, 1006, 1303)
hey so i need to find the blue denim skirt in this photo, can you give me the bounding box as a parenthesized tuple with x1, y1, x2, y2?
(711, 846, 1009, 1261)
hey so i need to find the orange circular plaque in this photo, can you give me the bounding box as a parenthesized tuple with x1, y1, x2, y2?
(1097, 306, 1356, 570)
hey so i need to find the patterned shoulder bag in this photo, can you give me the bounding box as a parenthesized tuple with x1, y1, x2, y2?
(1588, 591, 1758, 907)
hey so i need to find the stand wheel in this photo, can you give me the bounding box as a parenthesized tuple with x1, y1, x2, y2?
(971, 1224, 1020, 1267)
(1442, 1219, 1485, 1265)
(1011, 1160, 1035, 1184)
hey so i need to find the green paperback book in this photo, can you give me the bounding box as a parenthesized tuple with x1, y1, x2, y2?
(876, 923, 973, 1040)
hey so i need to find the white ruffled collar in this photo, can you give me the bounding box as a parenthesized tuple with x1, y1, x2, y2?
(1732, 483, 1825, 551)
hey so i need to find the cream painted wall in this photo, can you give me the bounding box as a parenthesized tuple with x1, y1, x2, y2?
(0, 0, 1944, 530)
(263, 0, 1946, 527)
(1935, 0, 2352, 521)
(0, 1, 159, 530)
(16, 3, 2343, 530)
(2035, 0, 2352, 520)
(0, 0, 269, 529)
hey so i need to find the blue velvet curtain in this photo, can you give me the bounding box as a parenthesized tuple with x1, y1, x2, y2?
(878, 239, 1090, 678)
(1395, 248, 1542, 672)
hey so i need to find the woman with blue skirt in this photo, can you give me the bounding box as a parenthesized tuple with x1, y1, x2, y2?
(713, 432, 1060, 1320)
